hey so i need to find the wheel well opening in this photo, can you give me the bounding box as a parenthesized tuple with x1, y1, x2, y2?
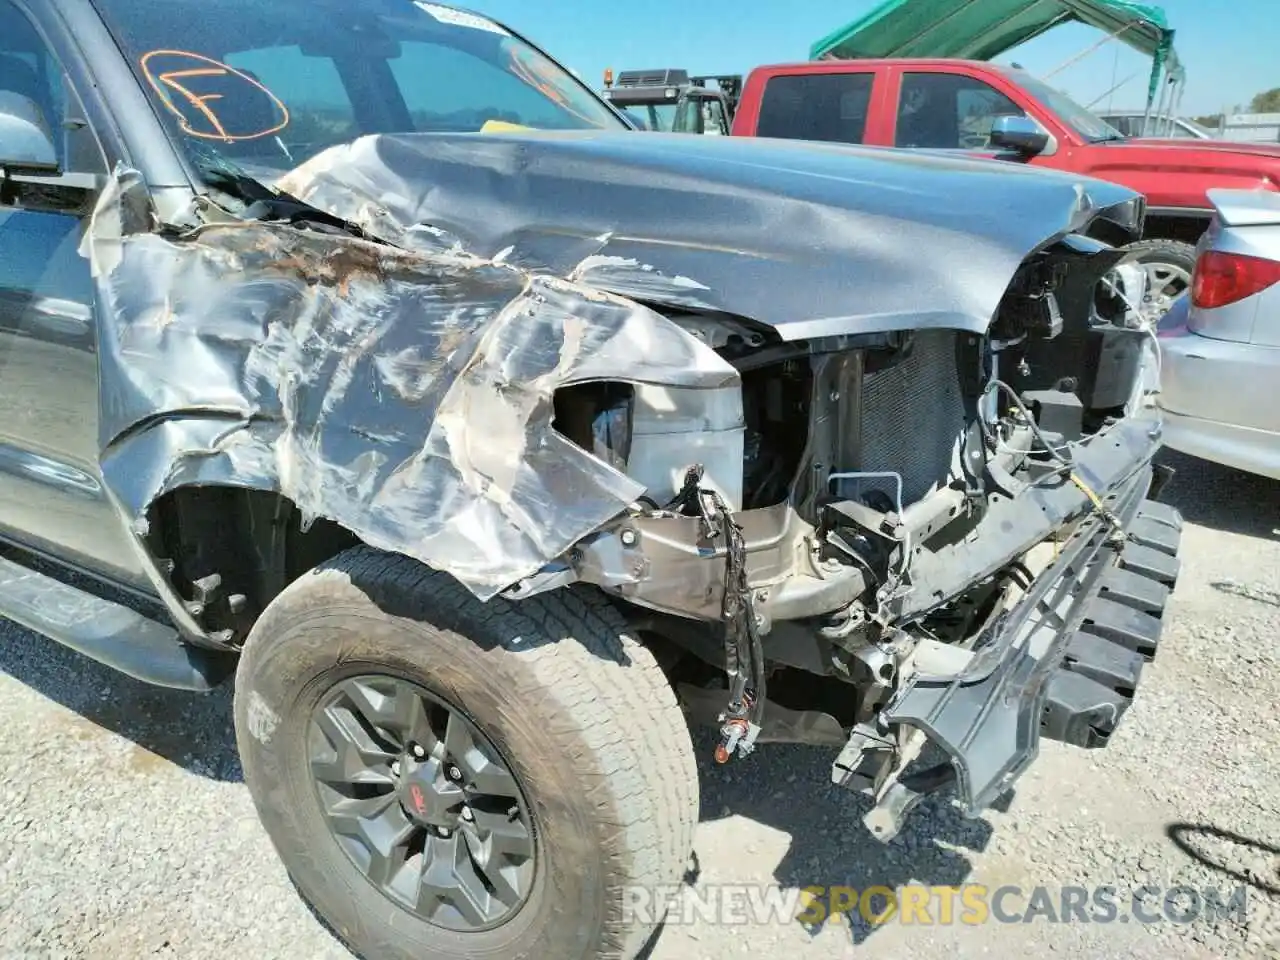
(143, 486, 361, 646)
(1087, 214, 1209, 250)
(1140, 214, 1210, 247)
(1085, 217, 1140, 249)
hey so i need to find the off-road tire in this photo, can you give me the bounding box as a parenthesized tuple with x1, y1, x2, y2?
(232, 546, 698, 960)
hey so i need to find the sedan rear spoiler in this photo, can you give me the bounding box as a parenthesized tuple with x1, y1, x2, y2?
(1207, 187, 1280, 227)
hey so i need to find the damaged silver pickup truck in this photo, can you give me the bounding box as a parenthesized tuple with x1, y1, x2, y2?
(0, 0, 1181, 957)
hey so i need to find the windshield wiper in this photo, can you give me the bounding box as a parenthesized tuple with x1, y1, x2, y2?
(1089, 134, 1130, 144)
(199, 164, 367, 239)
(199, 164, 280, 206)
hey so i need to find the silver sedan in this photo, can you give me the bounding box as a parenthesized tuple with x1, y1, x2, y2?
(1157, 187, 1280, 479)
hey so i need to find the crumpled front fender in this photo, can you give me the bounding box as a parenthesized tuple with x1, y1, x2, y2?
(88, 170, 736, 600)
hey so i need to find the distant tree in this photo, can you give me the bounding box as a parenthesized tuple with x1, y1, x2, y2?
(1191, 113, 1222, 128)
(1248, 88, 1280, 113)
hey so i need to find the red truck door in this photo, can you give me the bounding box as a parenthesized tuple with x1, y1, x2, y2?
(876, 62, 1073, 167)
(733, 61, 1077, 168)
(731, 63, 894, 145)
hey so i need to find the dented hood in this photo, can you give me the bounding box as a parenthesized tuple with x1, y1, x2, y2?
(278, 130, 1145, 340)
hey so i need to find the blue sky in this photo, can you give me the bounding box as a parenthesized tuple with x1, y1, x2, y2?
(468, 0, 1275, 117)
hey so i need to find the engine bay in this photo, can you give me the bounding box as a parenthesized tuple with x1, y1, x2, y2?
(546, 239, 1157, 748)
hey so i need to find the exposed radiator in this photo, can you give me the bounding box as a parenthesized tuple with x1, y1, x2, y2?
(856, 330, 967, 505)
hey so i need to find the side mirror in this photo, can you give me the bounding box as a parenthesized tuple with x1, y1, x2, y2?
(989, 114, 1049, 156)
(0, 90, 58, 172)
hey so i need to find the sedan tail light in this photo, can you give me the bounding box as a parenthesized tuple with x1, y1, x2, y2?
(1191, 249, 1280, 309)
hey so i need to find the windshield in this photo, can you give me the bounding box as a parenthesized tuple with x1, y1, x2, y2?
(1009, 69, 1126, 143)
(621, 103, 679, 132)
(93, 0, 624, 182)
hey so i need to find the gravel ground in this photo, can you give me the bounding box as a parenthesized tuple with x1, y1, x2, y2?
(0, 449, 1277, 959)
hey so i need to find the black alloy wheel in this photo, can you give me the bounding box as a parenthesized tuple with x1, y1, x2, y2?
(307, 674, 536, 931)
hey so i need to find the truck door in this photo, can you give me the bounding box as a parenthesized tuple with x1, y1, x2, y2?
(0, 0, 149, 587)
(888, 69, 1033, 155)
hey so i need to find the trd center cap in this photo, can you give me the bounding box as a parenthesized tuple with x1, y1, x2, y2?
(399, 757, 465, 828)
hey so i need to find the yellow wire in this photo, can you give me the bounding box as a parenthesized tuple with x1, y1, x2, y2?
(1069, 473, 1107, 513)
(1070, 472, 1126, 541)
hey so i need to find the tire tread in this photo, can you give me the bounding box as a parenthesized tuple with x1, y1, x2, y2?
(238, 545, 697, 959)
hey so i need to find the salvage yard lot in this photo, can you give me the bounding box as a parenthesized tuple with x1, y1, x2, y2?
(0, 451, 1276, 960)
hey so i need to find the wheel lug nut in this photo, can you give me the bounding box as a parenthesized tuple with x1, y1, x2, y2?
(390, 761, 401, 777)
(460, 807, 473, 822)
(447, 765, 463, 782)
(437, 827, 452, 838)
(410, 743, 426, 759)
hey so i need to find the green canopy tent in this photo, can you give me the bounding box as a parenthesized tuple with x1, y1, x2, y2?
(810, 0, 1183, 136)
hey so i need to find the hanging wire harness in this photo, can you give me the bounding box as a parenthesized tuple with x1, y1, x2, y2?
(668, 465, 765, 763)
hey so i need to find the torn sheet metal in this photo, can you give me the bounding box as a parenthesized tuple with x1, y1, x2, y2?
(89, 131, 1143, 604)
(88, 170, 736, 600)
(275, 130, 1146, 341)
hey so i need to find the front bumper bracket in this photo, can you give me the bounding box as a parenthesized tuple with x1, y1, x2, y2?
(847, 468, 1181, 836)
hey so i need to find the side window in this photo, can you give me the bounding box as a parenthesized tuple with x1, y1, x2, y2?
(756, 73, 873, 144)
(895, 72, 1026, 149)
(0, 1, 104, 174)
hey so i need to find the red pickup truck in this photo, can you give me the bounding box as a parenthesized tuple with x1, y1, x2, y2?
(731, 58, 1280, 319)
